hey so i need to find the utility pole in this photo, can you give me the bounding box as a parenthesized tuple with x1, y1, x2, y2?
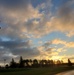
(4, 59, 6, 67)
(0, 20, 1, 29)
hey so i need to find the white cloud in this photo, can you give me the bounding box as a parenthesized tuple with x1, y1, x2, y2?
(66, 31, 74, 37)
(51, 39, 74, 48)
(52, 39, 66, 45)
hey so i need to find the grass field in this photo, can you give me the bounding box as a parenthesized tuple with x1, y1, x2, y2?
(0, 66, 74, 75)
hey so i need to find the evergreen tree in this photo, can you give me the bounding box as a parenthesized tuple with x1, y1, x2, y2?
(68, 59, 72, 66)
(19, 56, 24, 68)
(10, 58, 16, 68)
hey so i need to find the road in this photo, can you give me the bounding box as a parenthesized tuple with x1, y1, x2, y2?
(56, 70, 74, 75)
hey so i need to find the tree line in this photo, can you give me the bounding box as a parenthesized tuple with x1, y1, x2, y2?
(4, 56, 73, 68)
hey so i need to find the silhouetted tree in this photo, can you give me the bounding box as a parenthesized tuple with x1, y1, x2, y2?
(50, 60, 54, 66)
(26, 59, 30, 67)
(68, 59, 72, 66)
(8, 56, 67, 68)
(0, 66, 2, 68)
(5, 64, 9, 68)
(29, 59, 32, 67)
(19, 56, 24, 68)
(23, 59, 30, 67)
(10, 58, 17, 68)
(32, 59, 39, 67)
(33, 59, 38, 64)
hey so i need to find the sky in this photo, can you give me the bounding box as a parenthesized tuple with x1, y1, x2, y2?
(0, 0, 74, 66)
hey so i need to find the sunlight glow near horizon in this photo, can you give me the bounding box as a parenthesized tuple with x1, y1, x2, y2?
(50, 56, 62, 61)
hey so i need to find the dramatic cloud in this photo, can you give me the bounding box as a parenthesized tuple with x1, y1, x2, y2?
(0, 0, 74, 38)
(51, 39, 74, 48)
(54, 0, 74, 36)
(0, 38, 40, 64)
(0, 0, 43, 39)
(52, 39, 66, 45)
(0, 0, 74, 65)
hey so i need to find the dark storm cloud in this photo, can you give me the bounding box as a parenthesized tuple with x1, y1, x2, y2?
(0, 40, 31, 49)
(43, 41, 52, 49)
(58, 0, 74, 23)
(12, 47, 40, 58)
(0, 0, 30, 9)
(0, 38, 40, 61)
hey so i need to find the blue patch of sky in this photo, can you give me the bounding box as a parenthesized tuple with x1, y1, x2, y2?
(39, 32, 69, 42)
(66, 48, 74, 55)
(67, 36, 74, 42)
(31, 0, 46, 8)
(29, 38, 42, 47)
(0, 36, 11, 41)
(59, 48, 74, 56)
(51, 0, 71, 16)
(0, 22, 8, 28)
(51, 0, 62, 15)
